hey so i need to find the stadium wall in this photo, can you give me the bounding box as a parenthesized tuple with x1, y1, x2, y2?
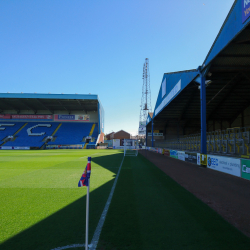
(145, 147, 250, 182)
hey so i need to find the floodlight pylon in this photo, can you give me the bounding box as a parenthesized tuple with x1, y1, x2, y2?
(140, 58, 152, 123)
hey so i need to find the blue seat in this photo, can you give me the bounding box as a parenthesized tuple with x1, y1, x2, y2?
(0, 122, 25, 142)
(47, 123, 98, 145)
(5, 122, 59, 148)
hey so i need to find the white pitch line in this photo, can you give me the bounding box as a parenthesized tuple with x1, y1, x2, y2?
(51, 156, 124, 250)
(50, 243, 85, 250)
(90, 156, 124, 249)
(79, 153, 102, 159)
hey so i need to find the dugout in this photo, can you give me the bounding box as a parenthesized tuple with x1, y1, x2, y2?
(0, 93, 105, 149)
(147, 0, 250, 157)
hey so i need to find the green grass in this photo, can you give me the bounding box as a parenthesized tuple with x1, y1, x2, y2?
(1, 150, 250, 250)
(0, 149, 123, 250)
(97, 154, 250, 250)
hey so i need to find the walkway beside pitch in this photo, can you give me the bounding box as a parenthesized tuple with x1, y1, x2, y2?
(140, 150, 250, 238)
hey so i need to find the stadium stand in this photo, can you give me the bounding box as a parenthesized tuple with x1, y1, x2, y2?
(155, 126, 250, 157)
(48, 122, 97, 146)
(0, 93, 104, 150)
(0, 122, 26, 142)
(4, 122, 59, 148)
(146, 0, 250, 163)
(85, 123, 98, 149)
(0, 121, 99, 149)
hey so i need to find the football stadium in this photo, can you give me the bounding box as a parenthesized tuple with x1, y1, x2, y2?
(1, 1, 250, 250)
(0, 93, 105, 150)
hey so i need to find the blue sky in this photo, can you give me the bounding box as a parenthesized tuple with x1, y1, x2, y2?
(0, 0, 235, 135)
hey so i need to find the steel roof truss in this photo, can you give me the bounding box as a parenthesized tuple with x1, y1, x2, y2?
(36, 99, 54, 114)
(57, 100, 70, 114)
(76, 100, 87, 113)
(20, 100, 37, 114)
(178, 88, 197, 121)
(207, 76, 242, 120)
(230, 100, 250, 125)
(207, 74, 239, 106)
(0, 99, 20, 113)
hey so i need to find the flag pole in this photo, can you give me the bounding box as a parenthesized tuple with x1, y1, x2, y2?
(78, 157, 91, 250)
(85, 156, 91, 250)
(85, 180, 89, 250)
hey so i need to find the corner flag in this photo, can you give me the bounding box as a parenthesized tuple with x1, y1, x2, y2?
(78, 156, 92, 250)
(78, 157, 91, 187)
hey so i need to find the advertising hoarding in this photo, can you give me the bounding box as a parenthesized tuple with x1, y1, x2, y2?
(197, 153, 201, 165)
(242, 0, 250, 23)
(54, 114, 90, 122)
(46, 145, 83, 149)
(113, 139, 120, 149)
(241, 159, 250, 181)
(150, 147, 157, 152)
(178, 151, 185, 161)
(148, 133, 164, 137)
(0, 146, 30, 150)
(185, 152, 198, 164)
(121, 139, 134, 147)
(12, 115, 53, 120)
(0, 146, 13, 150)
(139, 121, 146, 134)
(0, 114, 11, 119)
(170, 150, 178, 159)
(13, 147, 30, 150)
(164, 149, 170, 156)
(158, 148, 163, 154)
(207, 155, 241, 177)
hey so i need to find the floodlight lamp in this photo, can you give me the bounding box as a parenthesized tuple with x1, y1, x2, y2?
(205, 80, 212, 86)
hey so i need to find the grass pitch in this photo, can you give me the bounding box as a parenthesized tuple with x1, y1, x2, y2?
(0, 149, 123, 250)
(0, 149, 250, 250)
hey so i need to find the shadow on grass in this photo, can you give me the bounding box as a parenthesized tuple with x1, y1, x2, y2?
(0, 151, 123, 250)
(97, 153, 250, 250)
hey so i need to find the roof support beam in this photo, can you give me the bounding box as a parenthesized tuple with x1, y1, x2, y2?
(0, 99, 20, 113)
(36, 99, 54, 114)
(57, 100, 70, 114)
(234, 33, 250, 44)
(207, 74, 239, 106)
(207, 76, 241, 120)
(230, 101, 250, 125)
(211, 67, 250, 73)
(218, 54, 250, 58)
(77, 100, 86, 113)
(226, 73, 250, 123)
(19, 100, 37, 114)
(178, 88, 197, 121)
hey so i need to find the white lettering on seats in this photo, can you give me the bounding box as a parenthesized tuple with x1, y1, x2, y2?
(0, 124, 15, 130)
(27, 124, 52, 136)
